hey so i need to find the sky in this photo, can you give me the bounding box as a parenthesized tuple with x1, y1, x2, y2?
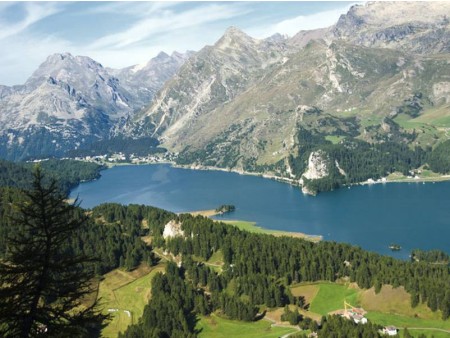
(0, 1, 358, 86)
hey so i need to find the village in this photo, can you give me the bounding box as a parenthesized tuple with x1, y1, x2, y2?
(70, 151, 177, 166)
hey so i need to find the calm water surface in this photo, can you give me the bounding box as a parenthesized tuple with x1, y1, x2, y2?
(70, 164, 450, 259)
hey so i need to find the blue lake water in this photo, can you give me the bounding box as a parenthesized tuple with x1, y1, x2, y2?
(70, 164, 450, 259)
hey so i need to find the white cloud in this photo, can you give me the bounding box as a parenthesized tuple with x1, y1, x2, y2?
(247, 3, 356, 38)
(81, 1, 179, 17)
(0, 34, 71, 86)
(89, 3, 249, 49)
(0, 2, 63, 40)
(0, 2, 358, 86)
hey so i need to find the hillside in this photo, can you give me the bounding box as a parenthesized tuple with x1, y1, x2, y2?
(127, 2, 450, 192)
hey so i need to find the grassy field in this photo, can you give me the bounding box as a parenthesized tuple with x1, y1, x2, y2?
(308, 283, 359, 315)
(416, 105, 450, 128)
(97, 263, 165, 337)
(291, 284, 320, 306)
(95, 265, 450, 337)
(366, 312, 450, 335)
(197, 313, 298, 338)
(187, 209, 322, 241)
(360, 285, 442, 320)
(290, 282, 450, 335)
(387, 170, 450, 183)
(398, 328, 450, 338)
(393, 113, 447, 148)
(325, 135, 346, 144)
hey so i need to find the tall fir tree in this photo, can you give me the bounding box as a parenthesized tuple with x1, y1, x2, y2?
(0, 167, 107, 337)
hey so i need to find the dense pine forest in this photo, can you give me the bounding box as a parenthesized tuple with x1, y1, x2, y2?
(288, 127, 434, 194)
(0, 158, 103, 193)
(0, 160, 448, 337)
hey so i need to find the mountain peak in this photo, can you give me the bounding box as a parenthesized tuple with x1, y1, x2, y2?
(265, 33, 288, 43)
(156, 51, 170, 60)
(215, 26, 256, 49)
(223, 26, 248, 38)
(331, 1, 450, 54)
(46, 52, 74, 63)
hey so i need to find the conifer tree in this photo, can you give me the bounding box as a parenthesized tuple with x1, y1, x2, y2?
(0, 168, 107, 337)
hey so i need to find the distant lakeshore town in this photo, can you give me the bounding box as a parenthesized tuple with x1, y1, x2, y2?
(30, 151, 450, 190)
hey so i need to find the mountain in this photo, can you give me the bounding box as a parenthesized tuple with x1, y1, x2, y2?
(0, 53, 133, 160)
(107, 51, 193, 110)
(0, 51, 190, 161)
(123, 27, 288, 148)
(329, 1, 450, 54)
(128, 2, 450, 181)
(1, 1, 449, 189)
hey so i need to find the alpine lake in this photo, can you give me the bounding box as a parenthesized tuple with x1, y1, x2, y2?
(70, 164, 450, 259)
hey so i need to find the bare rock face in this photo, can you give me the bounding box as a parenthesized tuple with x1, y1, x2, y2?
(126, 26, 287, 144)
(0, 53, 133, 160)
(330, 1, 450, 54)
(302, 150, 330, 180)
(0, 51, 191, 160)
(163, 220, 185, 239)
(107, 51, 193, 110)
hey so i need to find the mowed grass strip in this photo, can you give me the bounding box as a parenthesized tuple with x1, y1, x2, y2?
(197, 313, 298, 338)
(98, 263, 165, 337)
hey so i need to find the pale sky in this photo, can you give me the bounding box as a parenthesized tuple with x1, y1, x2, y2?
(0, 1, 358, 86)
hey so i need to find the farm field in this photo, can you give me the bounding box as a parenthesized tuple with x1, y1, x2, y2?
(291, 282, 450, 336)
(96, 267, 449, 337)
(97, 263, 165, 337)
(197, 313, 298, 338)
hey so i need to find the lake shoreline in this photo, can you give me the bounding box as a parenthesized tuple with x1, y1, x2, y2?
(70, 163, 450, 257)
(185, 209, 322, 242)
(90, 160, 450, 193)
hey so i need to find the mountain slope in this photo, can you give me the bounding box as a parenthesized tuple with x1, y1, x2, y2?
(329, 1, 450, 54)
(0, 51, 191, 161)
(0, 53, 134, 160)
(124, 27, 287, 140)
(107, 51, 192, 110)
(123, 2, 449, 187)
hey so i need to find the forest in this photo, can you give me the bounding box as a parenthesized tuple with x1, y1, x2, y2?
(0, 160, 448, 337)
(288, 127, 443, 194)
(0, 158, 103, 193)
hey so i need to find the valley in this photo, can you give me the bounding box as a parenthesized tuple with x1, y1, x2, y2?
(0, 2, 449, 337)
(70, 163, 450, 258)
(1, 2, 449, 196)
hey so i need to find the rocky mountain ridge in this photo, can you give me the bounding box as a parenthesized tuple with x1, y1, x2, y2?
(1, 1, 449, 192)
(124, 1, 449, 190)
(329, 1, 450, 54)
(131, 3, 448, 165)
(0, 51, 190, 160)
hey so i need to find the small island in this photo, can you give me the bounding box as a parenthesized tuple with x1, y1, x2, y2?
(215, 204, 236, 214)
(389, 243, 402, 251)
